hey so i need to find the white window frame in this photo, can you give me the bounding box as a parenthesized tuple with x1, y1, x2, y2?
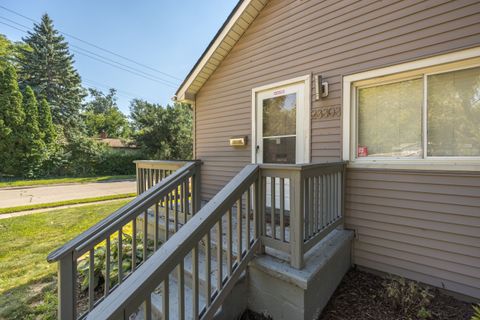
(251, 75, 311, 164)
(342, 47, 480, 171)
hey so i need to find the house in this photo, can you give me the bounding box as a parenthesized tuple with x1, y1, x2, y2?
(48, 0, 480, 319)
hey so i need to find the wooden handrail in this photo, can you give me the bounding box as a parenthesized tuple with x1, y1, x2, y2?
(47, 160, 202, 320)
(87, 164, 260, 320)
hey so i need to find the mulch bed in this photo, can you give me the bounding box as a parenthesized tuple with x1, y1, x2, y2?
(318, 268, 474, 320)
(241, 268, 475, 320)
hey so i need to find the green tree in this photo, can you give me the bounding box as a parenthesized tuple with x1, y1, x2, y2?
(0, 65, 25, 175)
(20, 86, 46, 176)
(0, 34, 28, 71)
(83, 88, 130, 138)
(130, 100, 192, 159)
(38, 97, 57, 145)
(18, 14, 85, 128)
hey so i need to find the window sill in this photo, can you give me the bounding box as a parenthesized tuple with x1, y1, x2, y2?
(347, 160, 480, 172)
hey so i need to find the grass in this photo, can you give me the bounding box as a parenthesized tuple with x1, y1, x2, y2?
(0, 175, 135, 188)
(0, 193, 136, 215)
(0, 199, 130, 320)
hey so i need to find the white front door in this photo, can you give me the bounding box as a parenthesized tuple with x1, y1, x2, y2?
(253, 77, 310, 164)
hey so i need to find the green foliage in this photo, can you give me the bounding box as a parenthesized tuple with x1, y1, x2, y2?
(0, 65, 25, 176)
(83, 88, 130, 138)
(18, 14, 85, 127)
(38, 98, 56, 145)
(20, 86, 46, 177)
(472, 304, 480, 320)
(94, 149, 143, 175)
(130, 100, 192, 159)
(383, 275, 434, 319)
(77, 232, 155, 292)
(0, 34, 28, 71)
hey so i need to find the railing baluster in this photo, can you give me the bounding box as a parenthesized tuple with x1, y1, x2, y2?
(105, 236, 110, 296)
(165, 195, 170, 241)
(192, 244, 199, 319)
(132, 217, 137, 271)
(246, 186, 251, 246)
(216, 221, 223, 291)
(322, 175, 327, 229)
(227, 209, 232, 276)
(307, 177, 315, 237)
(144, 295, 152, 320)
(143, 210, 148, 261)
(178, 261, 185, 320)
(237, 198, 242, 262)
(261, 176, 266, 238)
(88, 249, 94, 311)
(185, 179, 190, 219)
(154, 202, 159, 251)
(174, 188, 179, 231)
(163, 277, 169, 320)
(118, 227, 123, 284)
(314, 176, 319, 233)
(280, 178, 285, 242)
(270, 177, 275, 239)
(180, 181, 185, 219)
(205, 231, 211, 307)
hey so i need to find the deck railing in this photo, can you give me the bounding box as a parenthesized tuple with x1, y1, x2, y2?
(259, 162, 346, 268)
(47, 161, 201, 319)
(87, 164, 261, 320)
(49, 161, 345, 319)
(135, 160, 190, 194)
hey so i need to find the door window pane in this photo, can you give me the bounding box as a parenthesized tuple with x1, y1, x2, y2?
(427, 66, 480, 156)
(263, 93, 296, 137)
(358, 79, 423, 157)
(263, 136, 296, 164)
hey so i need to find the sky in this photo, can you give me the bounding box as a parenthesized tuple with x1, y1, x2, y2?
(0, 1, 238, 114)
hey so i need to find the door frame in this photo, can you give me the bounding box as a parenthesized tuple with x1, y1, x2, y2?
(251, 74, 311, 164)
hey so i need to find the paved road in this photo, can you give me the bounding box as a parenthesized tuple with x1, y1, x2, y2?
(0, 181, 136, 208)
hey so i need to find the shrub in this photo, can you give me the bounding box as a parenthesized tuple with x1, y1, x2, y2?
(382, 275, 434, 319)
(472, 304, 480, 320)
(93, 149, 143, 176)
(77, 232, 155, 292)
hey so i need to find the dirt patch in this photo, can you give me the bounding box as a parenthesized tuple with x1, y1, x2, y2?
(319, 269, 474, 320)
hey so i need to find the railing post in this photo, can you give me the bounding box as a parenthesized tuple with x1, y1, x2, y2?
(290, 170, 304, 269)
(193, 164, 202, 213)
(255, 173, 265, 254)
(58, 252, 76, 320)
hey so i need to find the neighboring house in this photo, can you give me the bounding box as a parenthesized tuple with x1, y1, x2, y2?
(96, 137, 138, 151)
(49, 1, 480, 319)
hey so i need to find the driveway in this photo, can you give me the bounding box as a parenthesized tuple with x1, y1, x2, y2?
(0, 181, 136, 208)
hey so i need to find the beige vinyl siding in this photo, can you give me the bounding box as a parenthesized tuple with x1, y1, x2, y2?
(346, 169, 480, 298)
(196, 0, 480, 196)
(194, 0, 480, 298)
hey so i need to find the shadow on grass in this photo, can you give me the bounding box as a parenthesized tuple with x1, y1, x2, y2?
(0, 274, 57, 320)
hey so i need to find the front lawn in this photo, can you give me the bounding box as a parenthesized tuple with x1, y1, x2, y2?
(0, 175, 135, 188)
(0, 199, 130, 319)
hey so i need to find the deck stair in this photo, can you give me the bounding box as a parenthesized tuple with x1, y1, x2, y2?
(48, 160, 348, 320)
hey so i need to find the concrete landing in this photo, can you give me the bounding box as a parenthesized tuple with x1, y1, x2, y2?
(247, 229, 353, 320)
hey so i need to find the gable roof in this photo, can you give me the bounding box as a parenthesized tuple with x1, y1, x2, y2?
(175, 0, 268, 103)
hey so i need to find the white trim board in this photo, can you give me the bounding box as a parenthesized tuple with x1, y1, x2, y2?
(251, 74, 311, 164)
(342, 46, 480, 170)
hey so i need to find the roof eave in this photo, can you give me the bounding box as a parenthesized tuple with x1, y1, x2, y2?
(175, 0, 268, 103)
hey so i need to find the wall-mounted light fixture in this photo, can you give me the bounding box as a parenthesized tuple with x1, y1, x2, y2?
(314, 75, 329, 100)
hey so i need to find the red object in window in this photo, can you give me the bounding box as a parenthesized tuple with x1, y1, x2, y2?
(358, 146, 368, 157)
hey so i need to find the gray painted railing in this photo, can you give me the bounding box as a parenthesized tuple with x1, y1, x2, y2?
(49, 161, 345, 319)
(135, 160, 190, 194)
(47, 161, 201, 320)
(86, 164, 261, 320)
(259, 162, 346, 268)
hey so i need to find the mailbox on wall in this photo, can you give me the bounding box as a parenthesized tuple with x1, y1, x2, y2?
(229, 136, 248, 147)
